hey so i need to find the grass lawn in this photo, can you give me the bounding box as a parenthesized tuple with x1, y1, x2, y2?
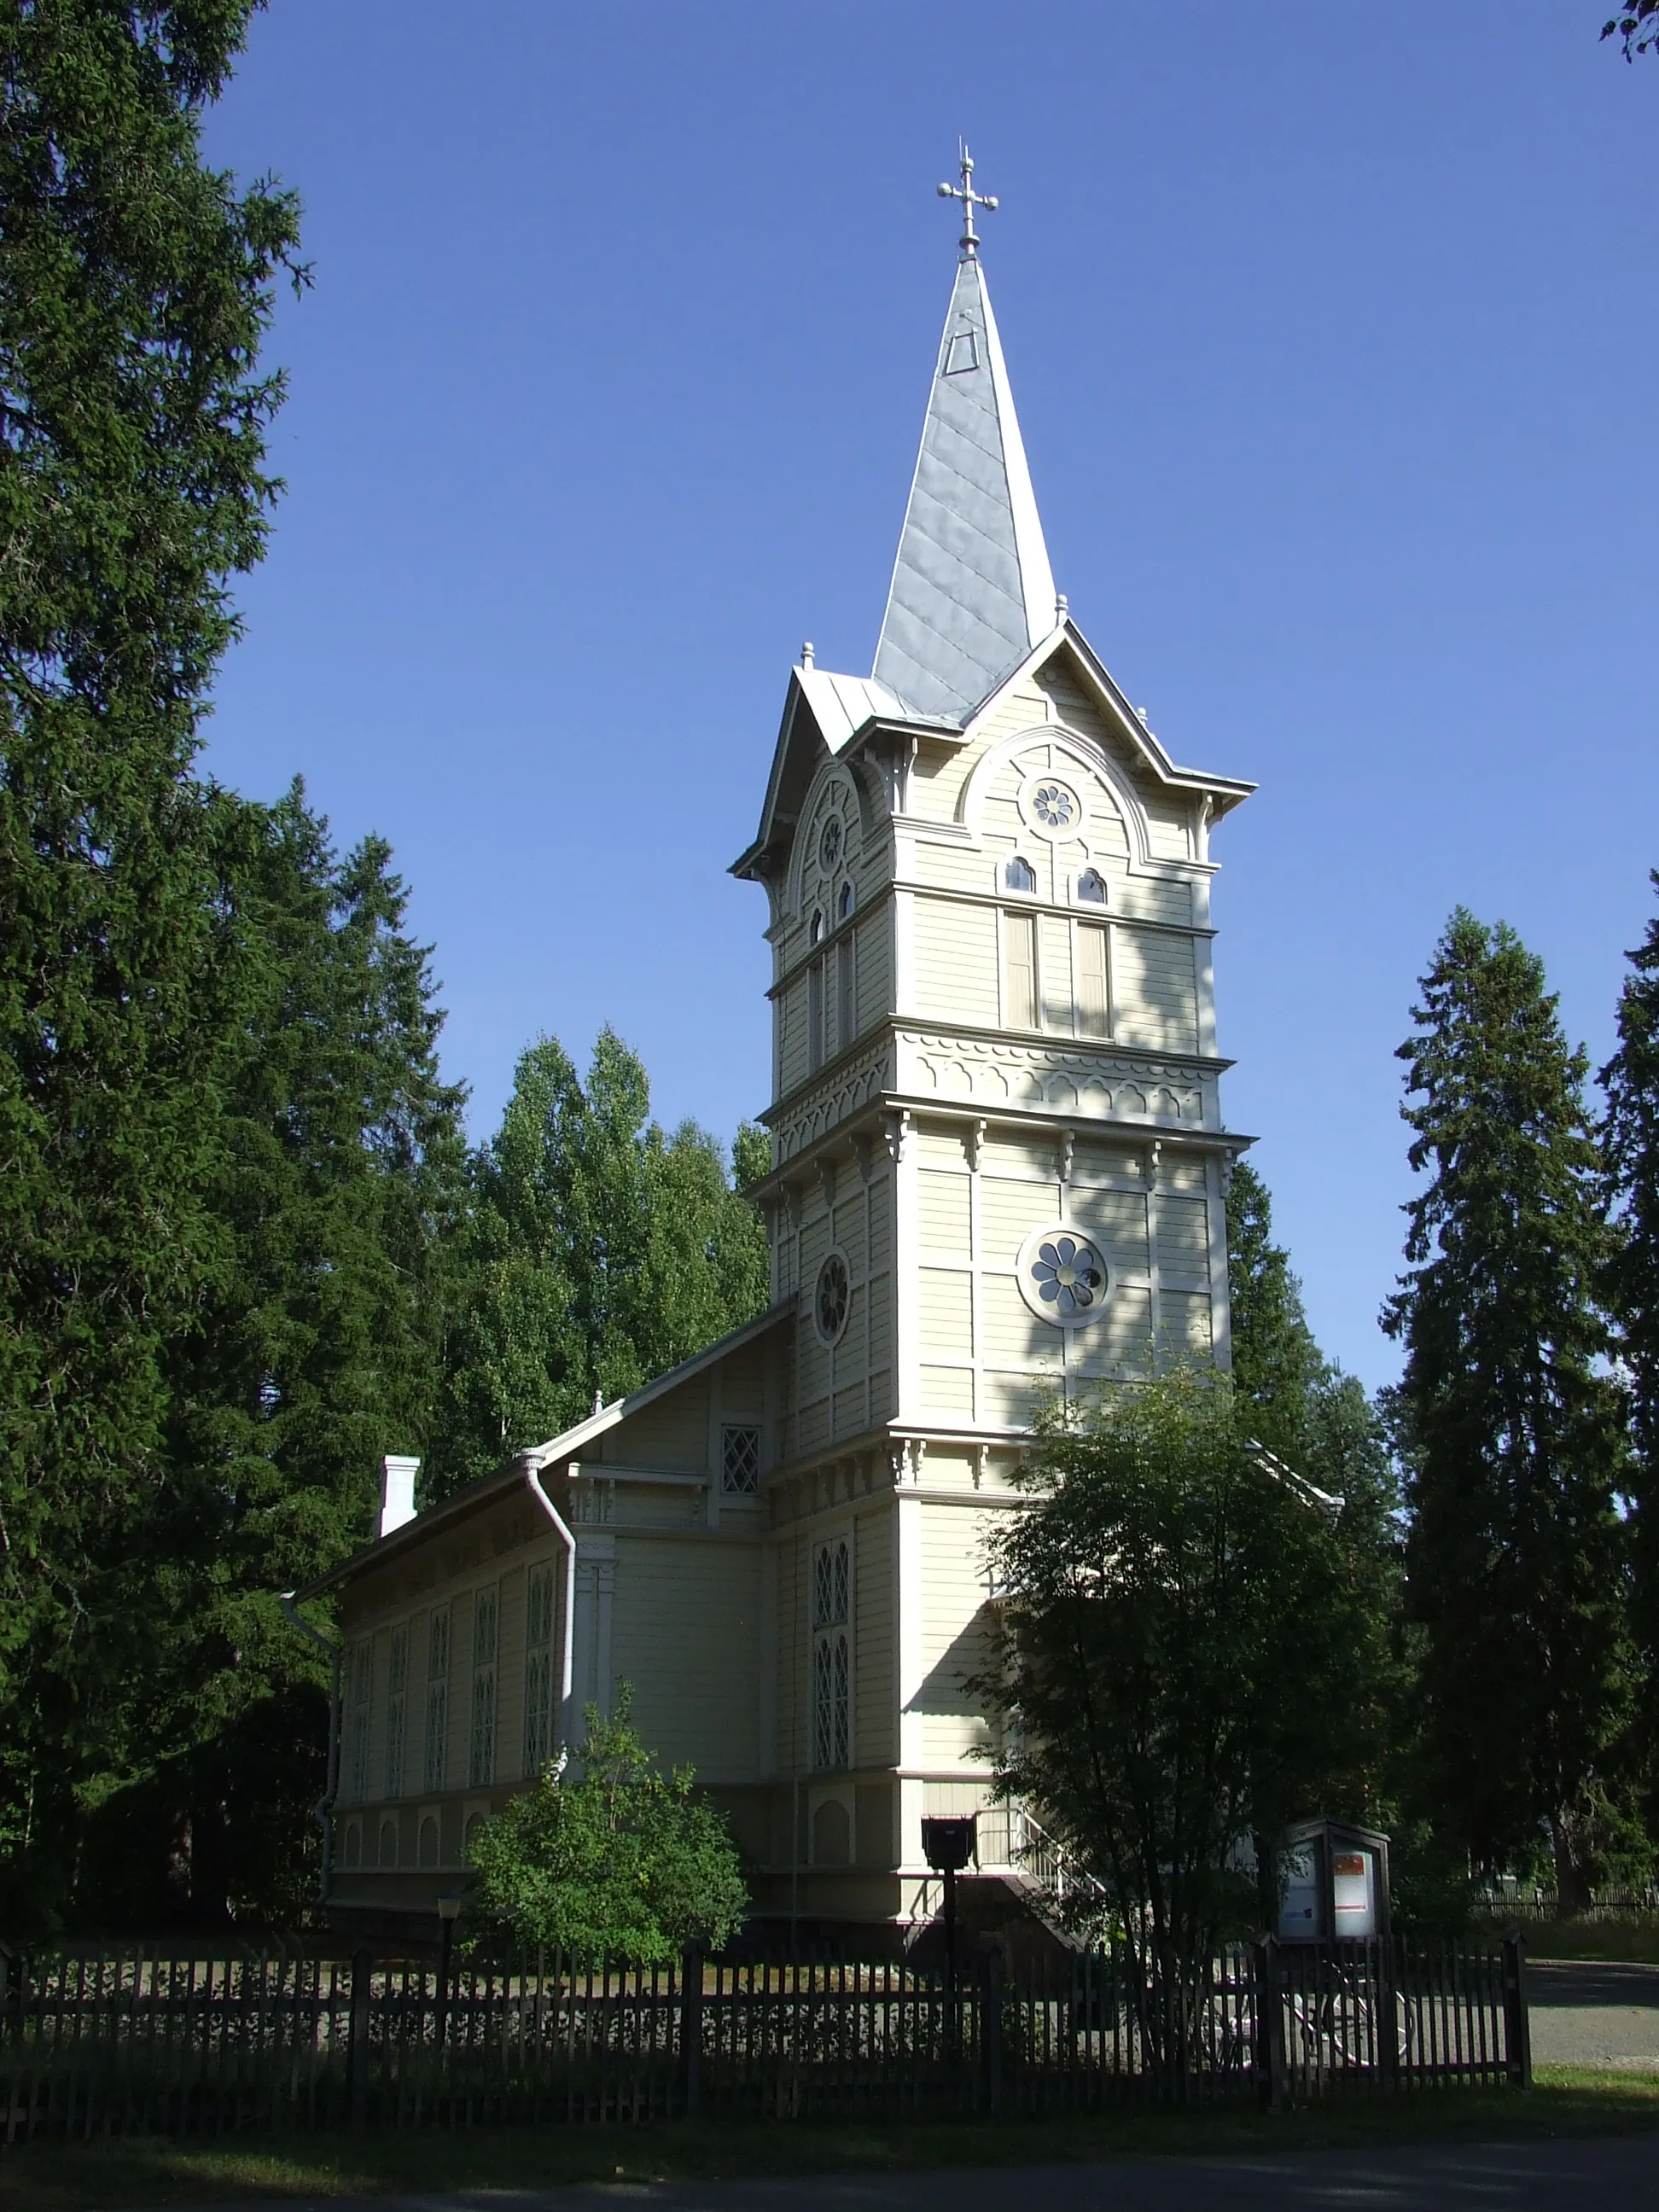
(3, 2069, 1658, 2212)
(1499, 1919, 1659, 1965)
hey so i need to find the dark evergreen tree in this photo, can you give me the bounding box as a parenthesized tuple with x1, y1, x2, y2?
(1385, 910, 1631, 1901)
(428, 1033, 769, 1498)
(1601, 874, 1659, 1814)
(1225, 1160, 1324, 1464)
(0, 0, 303, 1930)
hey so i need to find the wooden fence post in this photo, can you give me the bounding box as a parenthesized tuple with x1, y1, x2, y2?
(348, 1947, 373, 2129)
(1252, 1938, 1289, 2111)
(679, 1944, 704, 2119)
(981, 1944, 1003, 2115)
(1501, 1930, 1532, 2091)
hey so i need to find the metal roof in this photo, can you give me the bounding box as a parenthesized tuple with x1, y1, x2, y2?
(872, 252, 1056, 725)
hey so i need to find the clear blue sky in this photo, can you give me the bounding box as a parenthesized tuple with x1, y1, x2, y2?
(201, 3, 1659, 1393)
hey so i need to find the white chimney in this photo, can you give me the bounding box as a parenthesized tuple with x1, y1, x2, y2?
(380, 1455, 420, 1539)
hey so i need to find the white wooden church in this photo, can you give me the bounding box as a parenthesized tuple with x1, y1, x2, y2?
(300, 161, 1254, 1942)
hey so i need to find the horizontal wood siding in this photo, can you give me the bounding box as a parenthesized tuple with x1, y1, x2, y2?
(917, 1504, 995, 1767)
(912, 895, 998, 1026)
(1111, 926, 1198, 1051)
(608, 1540, 761, 1780)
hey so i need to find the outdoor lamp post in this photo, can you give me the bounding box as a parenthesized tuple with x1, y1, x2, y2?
(921, 1816, 976, 2053)
(435, 1891, 463, 2048)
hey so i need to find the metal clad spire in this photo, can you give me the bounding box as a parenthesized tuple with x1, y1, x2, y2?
(872, 154, 1057, 724)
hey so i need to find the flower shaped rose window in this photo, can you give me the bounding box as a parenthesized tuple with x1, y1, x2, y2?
(818, 815, 843, 872)
(815, 1251, 851, 1344)
(1033, 783, 1075, 830)
(1028, 1234, 1107, 1321)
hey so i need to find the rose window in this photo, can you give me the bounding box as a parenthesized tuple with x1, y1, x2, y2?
(1033, 783, 1075, 829)
(815, 1251, 851, 1344)
(1016, 1225, 1113, 1326)
(818, 815, 843, 872)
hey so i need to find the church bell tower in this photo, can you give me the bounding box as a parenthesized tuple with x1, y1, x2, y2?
(731, 155, 1254, 1915)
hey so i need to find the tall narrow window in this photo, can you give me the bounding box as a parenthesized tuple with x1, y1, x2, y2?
(812, 1538, 851, 1770)
(347, 1643, 372, 1803)
(1077, 923, 1110, 1039)
(808, 959, 825, 1073)
(422, 1607, 450, 1795)
(522, 1568, 554, 1778)
(835, 937, 855, 1055)
(1004, 911, 1039, 1030)
(469, 1587, 498, 1789)
(383, 1625, 408, 1800)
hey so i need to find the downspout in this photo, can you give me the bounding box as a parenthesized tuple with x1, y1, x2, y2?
(518, 1450, 579, 1755)
(282, 1590, 343, 1909)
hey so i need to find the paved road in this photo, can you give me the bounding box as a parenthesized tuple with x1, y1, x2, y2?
(1531, 1959, 1659, 2070)
(175, 2137, 1659, 2212)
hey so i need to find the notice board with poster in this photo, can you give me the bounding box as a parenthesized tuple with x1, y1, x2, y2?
(1277, 1816, 1391, 1944)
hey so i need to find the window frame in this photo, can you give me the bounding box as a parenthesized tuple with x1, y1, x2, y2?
(811, 1532, 853, 1772)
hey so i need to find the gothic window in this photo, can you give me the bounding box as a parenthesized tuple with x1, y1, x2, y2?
(814, 1250, 851, 1346)
(377, 1817, 398, 1868)
(422, 1607, 451, 1796)
(1076, 923, 1110, 1039)
(341, 1819, 363, 1869)
(1004, 854, 1036, 894)
(383, 1624, 408, 1800)
(347, 1641, 372, 1803)
(722, 1424, 761, 1494)
(1076, 868, 1108, 905)
(812, 1537, 851, 1770)
(469, 1587, 498, 1789)
(522, 1566, 555, 1778)
(1004, 910, 1039, 1031)
(809, 908, 825, 946)
(838, 879, 854, 922)
(417, 1815, 439, 1868)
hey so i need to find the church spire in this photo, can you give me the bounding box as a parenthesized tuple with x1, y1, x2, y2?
(872, 152, 1057, 725)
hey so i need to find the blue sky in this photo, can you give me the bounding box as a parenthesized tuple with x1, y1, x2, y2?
(201, 3, 1659, 1391)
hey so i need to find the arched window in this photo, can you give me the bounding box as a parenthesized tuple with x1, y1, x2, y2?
(1004, 854, 1037, 894)
(838, 879, 854, 922)
(1076, 868, 1108, 905)
(809, 909, 825, 946)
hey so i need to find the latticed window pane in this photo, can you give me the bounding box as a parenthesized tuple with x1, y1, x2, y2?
(469, 1667, 496, 1788)
(422, 1682, 447, 1794)
(383, 1625, 408, 1800)
(469, 1588, 498, 1787)
(833, 1633, 849, 1767)
(813, 1639, 835, 1770)
(722, 1425, 760, 1494)
(526, 1567, 553, 1650)
(522, 1648, 552, 1777)
(814, 1547, 834, 1627)
(832, 1541, 849, 1624)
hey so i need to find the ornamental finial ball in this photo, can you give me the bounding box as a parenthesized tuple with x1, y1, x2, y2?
(937, 182, 952, 198)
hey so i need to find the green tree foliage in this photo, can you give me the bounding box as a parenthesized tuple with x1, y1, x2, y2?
(1384, 910, 1632, 1901)
(980, 1368, 1376, 2069)
(428, 1032, 769, 1496)
(467, 1689, 748, 1963)
(1604, 3, 1659, 60)
(0, 0, 303, 1927)
(1601, 876, 1659, 1797)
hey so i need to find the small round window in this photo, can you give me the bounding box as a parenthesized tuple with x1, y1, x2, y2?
(1016, 1224, 1114, 1328)
(1018, 771, 1087, 842)
(818, 815, 843, 872)
(813, 1250, 851, 1346)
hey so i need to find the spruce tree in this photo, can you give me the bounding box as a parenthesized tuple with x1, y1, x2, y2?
(0, 1, 303, 1928)
(1601, 875, 1659, 1792)
(1385, 910, 1630, 1898)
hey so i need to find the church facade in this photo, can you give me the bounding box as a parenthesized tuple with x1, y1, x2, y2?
(300, 178, 1254, 1941)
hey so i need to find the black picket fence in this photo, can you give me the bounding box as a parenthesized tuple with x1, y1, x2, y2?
(0, 1933, 1530, 2143)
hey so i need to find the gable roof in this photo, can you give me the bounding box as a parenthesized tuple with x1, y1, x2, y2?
(291, 1302, 795, 1601)
(872, 252, 1056, 725)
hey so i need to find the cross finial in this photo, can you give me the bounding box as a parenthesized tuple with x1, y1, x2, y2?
(936, 143, 998, 259)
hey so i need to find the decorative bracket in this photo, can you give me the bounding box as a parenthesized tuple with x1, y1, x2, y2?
(882, 1109, 911, 1165)
(967, 1117, 987, 1173)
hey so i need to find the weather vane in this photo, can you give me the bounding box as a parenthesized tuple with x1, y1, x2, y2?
(937, 143, 997, 259)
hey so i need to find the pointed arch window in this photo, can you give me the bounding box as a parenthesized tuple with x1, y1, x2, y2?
(837, 880, 854, 922)
(809, 909, 825, 946)
(1004, 855, 1036, 894)
(1076, 868, 1108, 905)
(813, 1536, 851, 1770)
